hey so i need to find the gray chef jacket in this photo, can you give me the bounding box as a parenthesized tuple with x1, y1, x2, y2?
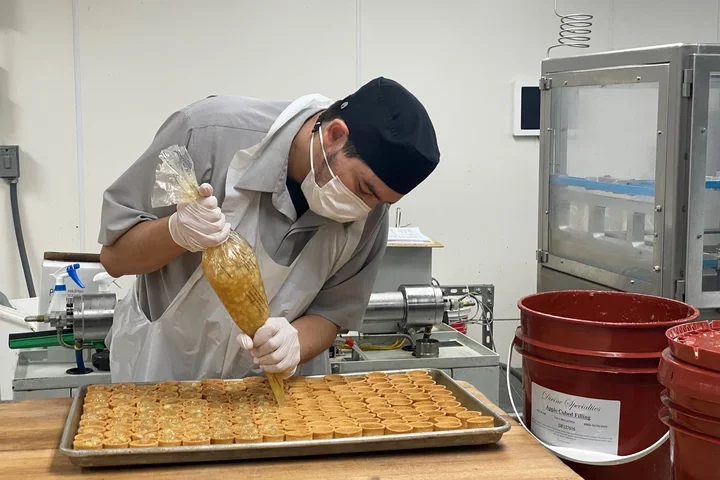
(98, 95, 389, 331)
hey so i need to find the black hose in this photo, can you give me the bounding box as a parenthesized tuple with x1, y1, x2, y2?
(9, 180, 36, 297)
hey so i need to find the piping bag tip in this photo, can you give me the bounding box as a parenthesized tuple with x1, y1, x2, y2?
(267, 373, 285, 406)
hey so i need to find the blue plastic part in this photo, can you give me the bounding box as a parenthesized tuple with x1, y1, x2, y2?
(66, 264, 85, 289)
(551, 176, 720, 195)
(704, 258, 720, 269)
(550, 176, 655, 196)
(75, 348, 86, 374)
(54, 284, 67, 292)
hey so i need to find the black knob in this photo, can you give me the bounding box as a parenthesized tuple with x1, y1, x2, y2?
(92, 350, 111, 371)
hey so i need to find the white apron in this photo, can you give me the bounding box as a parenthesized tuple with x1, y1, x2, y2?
(109, 95, 365, 382)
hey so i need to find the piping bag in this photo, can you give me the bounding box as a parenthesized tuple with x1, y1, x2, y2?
(151, 145, 285, 406)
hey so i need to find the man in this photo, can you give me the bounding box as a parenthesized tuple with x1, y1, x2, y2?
(99, 77, 439, 382)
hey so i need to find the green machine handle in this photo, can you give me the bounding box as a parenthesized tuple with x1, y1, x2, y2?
(8, 330, 105, 350)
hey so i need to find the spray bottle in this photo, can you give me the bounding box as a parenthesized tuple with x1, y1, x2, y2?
(92, 272, 117, 293)
(47, 264, 85, 314)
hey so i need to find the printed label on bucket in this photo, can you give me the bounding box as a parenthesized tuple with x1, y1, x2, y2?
(531, 382, 620, 455)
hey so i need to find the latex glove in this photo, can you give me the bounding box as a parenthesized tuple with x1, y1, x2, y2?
(168, 183, 231, 252)
(237, 317, 300, 379)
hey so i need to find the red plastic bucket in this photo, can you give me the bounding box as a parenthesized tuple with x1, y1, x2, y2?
(666, 320, 720, 371)
(661, 392, 720, 438)
(658, 344, 720, 417)
(449, 321, 467, 335)
(659, 409, 720, 480)
(514, 291, 698, 480)
(658, 322, 720, 479)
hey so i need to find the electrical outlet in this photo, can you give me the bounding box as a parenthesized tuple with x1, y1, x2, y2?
(0, 146, 19, 179)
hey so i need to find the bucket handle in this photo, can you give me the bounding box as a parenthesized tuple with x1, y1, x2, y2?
(506, 341, 669, 466)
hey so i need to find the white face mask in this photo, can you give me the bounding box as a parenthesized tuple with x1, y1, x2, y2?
(300, 125, 372, 223)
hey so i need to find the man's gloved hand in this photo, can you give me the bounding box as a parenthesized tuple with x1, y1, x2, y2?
(236, 317, 300, 379)
(168, 183, 231, 252)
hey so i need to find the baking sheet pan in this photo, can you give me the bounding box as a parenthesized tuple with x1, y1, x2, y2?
(60, 369, 511, 467)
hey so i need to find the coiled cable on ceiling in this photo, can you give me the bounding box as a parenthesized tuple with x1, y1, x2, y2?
(546, 0, 593, 58)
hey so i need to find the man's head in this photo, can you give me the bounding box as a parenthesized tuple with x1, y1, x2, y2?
(312, 78, 440, 208)
(288, 78, 440, 223)
(308, 101, 402, 209)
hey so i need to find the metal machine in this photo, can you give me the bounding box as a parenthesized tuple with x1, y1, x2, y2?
(9, 284, 499, 403)
(331, 284, 500, 404)
(536, 44, 720, 313)
(10, 293, 115, 399)
(22, 293, 116, 352)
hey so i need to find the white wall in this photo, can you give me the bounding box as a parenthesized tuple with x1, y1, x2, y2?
(0, 0, 79, 297)
(2, 0, 720, 369)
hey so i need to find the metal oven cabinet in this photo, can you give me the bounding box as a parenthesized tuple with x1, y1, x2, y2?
(537, 44, 720, 312)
